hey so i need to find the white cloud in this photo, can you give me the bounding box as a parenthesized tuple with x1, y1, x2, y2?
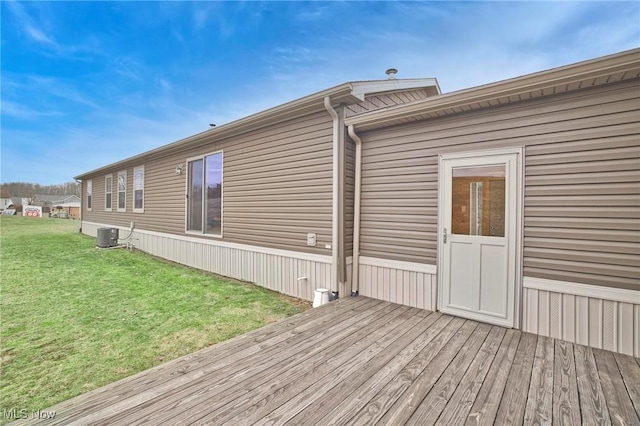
(6, 0, 59, 48)
(1, 100, 64, 119)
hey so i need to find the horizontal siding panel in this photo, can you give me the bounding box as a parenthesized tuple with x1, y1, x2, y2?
(219, 113, 332, 151)
(226, 163, 331, 181)
(361, 213, 438, 225)
(362, 182, 438, 192)
(224, 212, 330, 222)
(526, 182, 640, 196)
(525, 145, 639, 165)
(226, 178, 332, 192)
(223, 218, 332, 228)
(524, 268, 639, 290)
(360, 198, 436, 208)
(361, 109, 639, 158)
(361, 91, 638, 146)
(525, 217, 640, 231)
(524, 257, 639, 279)
(361, 234, 432, 249)
(524, 247, 639, 267)
(225, 152, 332, 177)
(525, 206, 638, 219)
(526, 158, 639, 176)
(525, 194, 640, 207)
(361, 190, 437, 200)
(362, 221, 436, 233)
(360, 241, 436, 259)
(361, 173, 434, 185)
(361, 158, 438, 172)
(224, 186, 330, 198)
(363, 120, 638, 158)
(361, 249, 437, 265)
(361, 227, 434, 240)
(226, 142, 331, 169)
(226, 199, 331, 208)
(524, 237, 639, 254)
(224, 227, 331, 242)
(522, 132, 639, 155)
(526, 170, 640, 186)
(224, 171, 332, 188)
(221, 236, 330, 255)
(225, 206, 332, 215)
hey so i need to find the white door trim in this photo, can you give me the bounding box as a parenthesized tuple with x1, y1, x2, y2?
(437, 147, 524, 328)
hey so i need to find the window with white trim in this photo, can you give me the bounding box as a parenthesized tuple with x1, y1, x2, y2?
(105, 174, 112, 211)
(133, 166, 144, 213)
(186, 151, 222, 236)
(117, 171, 126, 212)
(87, 179, 92, 211)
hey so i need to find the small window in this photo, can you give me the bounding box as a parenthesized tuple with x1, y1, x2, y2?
(186, 151, 222, 236)
(87, 179, 92, 211)
(117, 171, 126, 212)
(105, 175, 112, 211)
(133, 166, 144, 213)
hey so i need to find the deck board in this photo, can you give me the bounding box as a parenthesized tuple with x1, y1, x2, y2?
(494, 332, 538, 425)
(524, 335, 555, 425)
(593, 348, 640, 425)
(574, 344, 611, 425)
(13, 296, 640, 426)
(552, 339, 581, 425)
(464, 328, 520, 425)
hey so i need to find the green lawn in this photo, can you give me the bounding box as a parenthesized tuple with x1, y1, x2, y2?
(0, 216, 308, 421)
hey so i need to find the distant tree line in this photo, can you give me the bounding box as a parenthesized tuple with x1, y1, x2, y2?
(1, 182, 80, 197)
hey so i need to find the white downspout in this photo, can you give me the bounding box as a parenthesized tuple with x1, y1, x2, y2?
(75, 178, 83, 233)
(324, 96, 339, 298)
(347, 125, 362, 296)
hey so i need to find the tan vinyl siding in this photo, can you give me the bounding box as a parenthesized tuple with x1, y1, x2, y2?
(357, 79, 640, 290)
(82, 110, 334, 255)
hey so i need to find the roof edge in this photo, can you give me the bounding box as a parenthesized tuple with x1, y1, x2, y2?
(345, 48, 640, 129)
(75, 77, 440, 179)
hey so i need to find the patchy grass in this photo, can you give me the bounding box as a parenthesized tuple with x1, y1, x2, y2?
(0, 217, 308, 422)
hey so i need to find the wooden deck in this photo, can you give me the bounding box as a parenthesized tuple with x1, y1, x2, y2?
(18, 297, 640, 425)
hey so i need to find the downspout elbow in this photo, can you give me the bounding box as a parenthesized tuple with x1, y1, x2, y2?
(347, 125, 362, 296)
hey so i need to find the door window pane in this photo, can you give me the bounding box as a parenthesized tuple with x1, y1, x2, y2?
(451, 165, 505, 237)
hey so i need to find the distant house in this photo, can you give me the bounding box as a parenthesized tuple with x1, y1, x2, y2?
(75, 49, 640, 357)
(0, 189, 12, 210)
(51, 195, 81, 219)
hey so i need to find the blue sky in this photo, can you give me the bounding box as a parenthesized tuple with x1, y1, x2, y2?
(1, 1, 638, 185)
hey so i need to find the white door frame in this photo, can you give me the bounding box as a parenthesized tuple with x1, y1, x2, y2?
(437, 147, 524, 329)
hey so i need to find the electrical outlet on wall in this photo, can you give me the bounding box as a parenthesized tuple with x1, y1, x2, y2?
(306, 233, 317, 246)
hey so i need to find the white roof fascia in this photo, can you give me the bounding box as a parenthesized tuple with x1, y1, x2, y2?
(345, 48, 640, 129)
(350, 78, 441, 100)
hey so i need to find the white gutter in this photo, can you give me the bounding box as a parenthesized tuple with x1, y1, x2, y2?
(347, 125, 362, 295)
(324, 96, 339, 297)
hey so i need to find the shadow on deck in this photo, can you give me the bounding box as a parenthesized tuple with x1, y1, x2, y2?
(14, 296, 640, 425)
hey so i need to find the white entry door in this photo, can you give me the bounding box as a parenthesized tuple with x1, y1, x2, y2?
(438, 149, 522, 328)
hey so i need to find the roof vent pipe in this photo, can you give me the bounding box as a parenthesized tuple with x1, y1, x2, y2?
(385, 68, 398, 79)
